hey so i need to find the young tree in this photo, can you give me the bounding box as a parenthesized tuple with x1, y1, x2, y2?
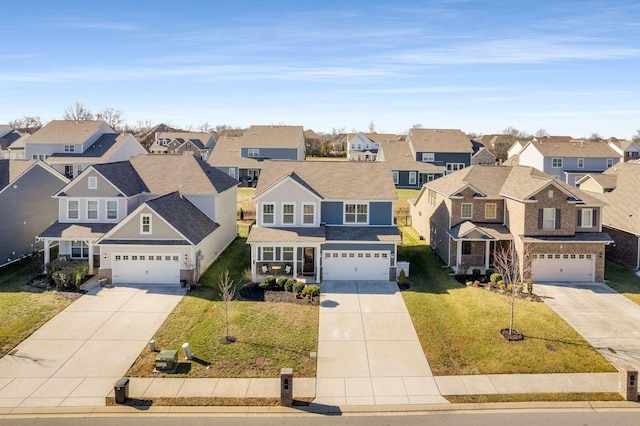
(96, 108, 124, 130)
(218, 270, 236, 344)
(63, 102, 94, 122)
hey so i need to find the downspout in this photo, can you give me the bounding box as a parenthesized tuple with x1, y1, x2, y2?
(637, 236, 640, 271)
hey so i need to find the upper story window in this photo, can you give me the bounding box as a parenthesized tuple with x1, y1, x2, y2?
(392, 171, 399, 185)
(248, 148, 259, 157)
(88, 176, 97, 189)
(552, 158, 563, 168)
(581, 208, 593, 227)
(428, 189, 437, 206)
(606, 158, 614, 168)
(141, 214, 152, 234)
(68, 200, 79, 220)
(422, 153, 435, 162)
(345, 203, 368, 224)
(282, 203, 294, 224)
(64, 145, 75, 153)
(87, 200, 98, 220)
(541, 208, 557, 230)
(409, 172, 417, 185)
(229, 168, 236, 179)
(106, 200, 118, 220)
(303, 204, 315, 224)
(577, 158, 584, 168)
(461, 203, 473, 219)
(485, 203, 497, 219)
(446, 163, 465, 173)
(262, 203, 275, 224)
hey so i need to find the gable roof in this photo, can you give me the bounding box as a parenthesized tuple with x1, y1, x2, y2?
(240, 125, 303, 148)
(577, 173, 617, 192)
(92, 161, 149, 196)
(0, 129, 25, 150)
(26, 120, 112, 144)
(255, 160, 397, 200)
(526, 139, 620, 158)
(409, 128, 473, 153)
(48, 133, 128, 158)
(377, 140, 444, 173)
(157, 132, 215, 149)
(473, 147, 497, 159)
(0, 159, 38, 188)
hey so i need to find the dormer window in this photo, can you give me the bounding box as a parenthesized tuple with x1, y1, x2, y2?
(64, 144, 75, 152)
(607, 158, 614, 168)
(577, 158, 584, 168)
(248, 148, 259, 157)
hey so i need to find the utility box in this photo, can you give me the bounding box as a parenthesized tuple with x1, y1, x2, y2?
(280, 368, 293, 406)
(114, 377, 129, 404)
(619, 365, 638, 401)
(155, 349, 178, 372)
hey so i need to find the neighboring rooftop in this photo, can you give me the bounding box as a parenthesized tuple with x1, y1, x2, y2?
(239, 125, 304, 148)
(409, 128, 473, 153)
(377, 139, 444, 173)
(526, 139, 620, 158)
(49, 133, 126, 158)
(26, 120, 112, 144)
(0, 159, 38, 188)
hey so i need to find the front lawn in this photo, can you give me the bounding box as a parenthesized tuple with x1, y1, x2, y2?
(605, 259, 640, 306)
(399, 243, 616, 376)
(0, 256, 72, 357)
(126, 236, 319, 378)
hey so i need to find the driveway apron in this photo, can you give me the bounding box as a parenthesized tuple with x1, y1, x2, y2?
(0, 284, 185, 408)
(536, 282, 640, 371)
(314, 281, 447, 406)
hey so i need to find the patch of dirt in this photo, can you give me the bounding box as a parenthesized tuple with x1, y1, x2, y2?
(500, 328, 524, 341)
(239, 285, 319, 306)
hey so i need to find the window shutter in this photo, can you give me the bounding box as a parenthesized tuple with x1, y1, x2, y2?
(555, 209, 561, 229)
(592, 209, 598, 227)
(577, 210, 582, 226)
(538, 209, 543, 229)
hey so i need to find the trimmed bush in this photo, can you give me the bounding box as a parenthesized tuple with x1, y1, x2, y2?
(527, 282, 533, 295)
(47, 260, 89, 291)
(302, 285, 320, 297)
(490, 273, 503, 283)
(485, 268, 495, 281)
(498, 280, 505, 291)
(472, 269, 481, 278)
(292, 281, 305, 294)
(466, 281, 473, 287)
(259, 275, 277, 290)
(276, 276, 287, 290)
(284, 279, 296, 292)
(507, 283, 513, 292)
(397, 269, 408, 286)
(516, 284, 524, 293)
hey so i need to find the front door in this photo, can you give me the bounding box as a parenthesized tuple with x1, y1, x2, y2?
(303, 248, 315, 275)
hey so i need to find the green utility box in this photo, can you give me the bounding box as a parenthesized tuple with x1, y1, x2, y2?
(155, 349, 178, 372)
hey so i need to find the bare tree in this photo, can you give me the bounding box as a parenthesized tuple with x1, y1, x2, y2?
(9, 116, 43, 133)
(492, 242, 533, 340)
(633, 129, 640, 143)
(368, 121, 376, 133)
(534, 128, 550, 138)
(503, 126, 528, 140)
(218, 270, 236, 344)
(96, 108, 124, 130)
(588, 132, 603, 143)
(197, 122, 213, 132)
(63, 102, 94, 122)
(412, 123, 424, 129)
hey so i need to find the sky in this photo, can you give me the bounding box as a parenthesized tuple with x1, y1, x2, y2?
(1, 0, 639, 138)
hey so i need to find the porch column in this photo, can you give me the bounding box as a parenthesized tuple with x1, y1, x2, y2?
(43, 240, 51, 272)
(293, 246, 298, 279)
(485, 240, 491, 270)
(315, 245, 321, 283)
(456, 239, 462, 273)
(88, 241, 94, 275)
(251, 245, 257, 282)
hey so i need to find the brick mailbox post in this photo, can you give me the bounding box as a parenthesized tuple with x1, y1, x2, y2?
(280, 368, 293, 406)
(619, 365, 638, 401)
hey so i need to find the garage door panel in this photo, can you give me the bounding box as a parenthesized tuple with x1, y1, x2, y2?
(531, 253, 594, 282)
(323, 250, 390, 281)
(112, 253, 180, 284)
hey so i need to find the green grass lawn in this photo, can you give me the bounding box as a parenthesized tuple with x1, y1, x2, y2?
(126, 235, 318, 378)
(0, 256, 72, 357)
(399, 242, 616, 376)
(604, 259, 640, 306)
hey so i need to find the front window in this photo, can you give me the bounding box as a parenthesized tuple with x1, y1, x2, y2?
(461, 203, 473, 219)
(345, 203, 368, 224)
(248, 148, 259, 157)
(106, 200, 118, 220)
(87, 200, 98, 220)
(485, 203, 496, 219)
(71, 241, 88, 258)
(422, 152, 435, 162)
(462, 241, 471, 255)
(303, 204, 315, 224)
(141, 214, 152, 234)
(64, 165, 74, 178)
(68, 200, 79, 220)
(262, 203, 274, 224)
(607, 158, 614, 168)
(581, 208, 593, 227)
(262, 247, 274, 261)
(282, 204, 294, 224)
(552, 158, 563, 168)
(409, 172, 417, 185)
(542, 208, 556, 230)
(283, 247, 294, 261)
(577, 158, 584, 168)
(392, 171, 399, 184)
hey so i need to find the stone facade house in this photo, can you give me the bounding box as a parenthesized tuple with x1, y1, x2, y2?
(149, 131, 216, 161)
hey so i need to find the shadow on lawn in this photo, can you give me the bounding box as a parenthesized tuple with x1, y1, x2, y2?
(522, 334, 593, 348)
(233, 339, 310, 357)
(398, 244, 464, 295)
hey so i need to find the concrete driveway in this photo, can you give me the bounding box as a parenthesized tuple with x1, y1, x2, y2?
(0, 284, 184, 407)
(535, 281, 640, 371)
(314, 281, 447, 406)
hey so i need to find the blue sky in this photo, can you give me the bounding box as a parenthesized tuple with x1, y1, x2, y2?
(2, 0, 639, 138)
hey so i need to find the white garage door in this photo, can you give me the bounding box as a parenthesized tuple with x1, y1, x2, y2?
(322, 250, 390, 281)
(112, 253, 181, 284)
(531, 253, 595, 282)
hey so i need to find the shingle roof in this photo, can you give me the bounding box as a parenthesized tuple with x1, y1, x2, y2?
(377, 140, 445, 173)
(39, 221, 116, 239)
(26, 120, 111, 144)
(240, 125, 304, 148)
(146, 192, 219, 244)
(581, 173, 617, 191)
(325, 226, 401, 242)
(0, 129, 23, 150)
(99, 239, 189, 245)
(157, 132, 215, 149)
(448, 221, 513, 240)
(527, 139, 620, 158)
(255, 160, 397, 200)
(520, 232, 614, 243)
(207, 135, 256, 167)
(92, 161, 149, 196)
(410, 128, 473, 153)
(247, 225, 327, 243)
(0, 159, 38, 188)
(49, 133, 125, 158)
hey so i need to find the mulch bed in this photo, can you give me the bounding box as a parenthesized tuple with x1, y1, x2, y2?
(239, 285, 319, 306)
(23, 276, 86, 301)
(456, 275, 543, 302)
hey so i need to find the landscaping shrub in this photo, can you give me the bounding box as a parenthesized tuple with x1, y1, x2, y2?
(47, 260, 89, 291)
(292, 281, 305, 294)
(498, 280, 505, 291)
(527, 282, 533, 295)
(472, 269, 481, 278)
(487, 281, 495, 290)
(507, 283, 513, 292)
(516, 284, 524, 294)
(485, 268, 495, 281)
(302, 285, 320, 297)
(284, 279, 296, 292)
(259, 275, 277, 290)
(473, 280, 481, 287)
(397, 269, 408, 286)
(490, 273, 503, 283)
(275, 276, 287, 290)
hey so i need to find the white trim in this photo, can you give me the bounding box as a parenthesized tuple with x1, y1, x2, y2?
(408, 171, 417, 185)
(392, 171, 399, 185)
(344, 202, 369, 225)
(282, 202, 295, 225)
(577, 158, 584, 169)
(140, 214, 152, 234)
(253, 174, 323, 203)
(581, 208, 593, 228)
(261, 202, 275, 225)
(86, 199, 99, 221)
(247, 148, 259, 157)
(302, 202, 317, 226)
(67, 199, 79, 220)
(485, 203, 497, 219)
(106, 200, 119, 221)
(53, 165, 126, 198)
(551, 157, 563, 168)
(461, 203, 473, 219)
(422, 152, 435, 162)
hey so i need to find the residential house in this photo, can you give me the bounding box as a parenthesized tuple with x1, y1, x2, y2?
(346, 133, 402, 162)
(0, 125, 29, 159)
(410, 165, 612, 282)
(149, 131, 216, 160)
(472, 147, 497, 166)
(0, 160, 69, 267)
(607, 138, 640, 162)
(37, 155, 238, 285)
(209, 125, 305, 183)
(474, 134, 520, 160)
(24, 120, 147, 179)
(514, 139, 621, 187)
(578, 162, 640, 269)
(247, 160, 400, 283)
(376, 139, 444, 188)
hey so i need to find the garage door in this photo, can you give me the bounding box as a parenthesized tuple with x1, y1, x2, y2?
(531, 253, 594, 282)
(112, 253, 180, 284)
(322, 250, 390, 281)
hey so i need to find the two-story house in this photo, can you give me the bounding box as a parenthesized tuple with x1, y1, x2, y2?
(578, 162, 640, 269)
(511, 139, 621, 186)
(607, 138, 640, 163)
(149, 131, 216, 160)
(0, 159, 69, 267)
(247, 161, 400, 283)
(376, 139, 444, 188)
(209, 125, 305, 183)
(346, 133, 401, 161)
(24, 120, 147, 179)
(1, 125, 29, 159)
(410, 165, 612, 282)
(37, 155, 238, 285)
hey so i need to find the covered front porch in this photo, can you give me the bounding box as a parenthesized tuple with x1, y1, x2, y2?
(448, 221, 513, 275)
(251, 245, 321, 283)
